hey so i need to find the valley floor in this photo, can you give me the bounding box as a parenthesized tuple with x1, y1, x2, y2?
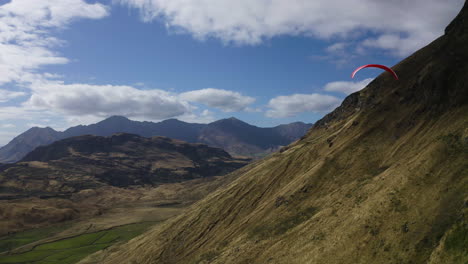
(0, 175, 229, 264)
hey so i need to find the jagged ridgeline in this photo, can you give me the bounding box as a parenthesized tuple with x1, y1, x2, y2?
(81, 3, 468, 264)
(0, 117, 312, 163)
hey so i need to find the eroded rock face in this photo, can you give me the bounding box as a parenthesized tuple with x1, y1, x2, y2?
(0, 133, 250, 198)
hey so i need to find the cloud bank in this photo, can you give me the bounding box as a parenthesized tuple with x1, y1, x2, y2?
(180, 88, 255, 112)
(26, 81, 190, 120)
(118, 0, 463, 56)
(266, 93, 341, 118)
(0, 89, 26, 102)
(324, 78, 373, 95)
(0, 0, 109, 85)
(18, 80, 256, 122)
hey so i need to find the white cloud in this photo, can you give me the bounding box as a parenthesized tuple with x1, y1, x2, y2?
(178, 109, 216, 124)
(326, 43, 347, 53)
(324, 78, 373, 95)
(361, 33, 432, 57)
(25, 81, 191, 120)
(1, 79, 255, 128)
(20, 78, 257, 124)
(1, 123, 15, 128)
(0, 0, 109, 85)
(266, 93, 341, 118)
(0, 105, 54, 121)
(0, 89, 26, 102)
(201, 109, 214, 119)
(180, 88, 255, 112)
(118, 0, 463, 56)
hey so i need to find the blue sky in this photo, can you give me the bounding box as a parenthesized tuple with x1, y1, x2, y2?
(0, 0, 464, 145)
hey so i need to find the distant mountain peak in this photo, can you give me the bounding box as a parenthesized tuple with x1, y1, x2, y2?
(0, 126, 62, 163)
(27, 126, 57, 132)
(0, 116, 312, 163)
(214, 117, 248, 125)
(101, 115, 131, 122)
(160, 118, 186, 124)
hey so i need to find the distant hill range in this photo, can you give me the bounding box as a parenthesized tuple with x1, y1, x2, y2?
(0, 116, 312, 163)
(0, 133, 250, 199)
(0, 133, 250, 233)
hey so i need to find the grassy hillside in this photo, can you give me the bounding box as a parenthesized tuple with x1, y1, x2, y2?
(81, 2, 468, 264)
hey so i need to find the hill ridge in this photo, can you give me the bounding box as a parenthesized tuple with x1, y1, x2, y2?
(0, 117, 312, 163)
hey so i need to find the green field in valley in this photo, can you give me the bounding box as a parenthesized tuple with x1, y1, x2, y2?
(0, 222, 156, 264)
(0, 223, 72, 254)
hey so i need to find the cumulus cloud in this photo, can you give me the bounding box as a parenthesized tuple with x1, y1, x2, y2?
(177, 109, 216, 124)
(1, 123, 16, 128)
(266, 93, 341, 118)
(0, 0, 109, 85)
(361, 33, 430, 57)
(25, 81, 190, 120)
(118, 0, 463, 56)
(0, 89, 26, 102)
(1, 79, 254, 128)
(0, 105, 57, 122)
(19, 79, 257, 122)
(324, 78, 373, 95)
(326, 43, 347, 53)
(180, 88, 255, 112)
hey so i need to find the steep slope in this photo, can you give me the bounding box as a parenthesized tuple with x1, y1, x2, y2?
(0, 133, 249, 199)
(0, 127, 62, 163)
(87, 3, 468, 264)
(0, 117, 312, 163)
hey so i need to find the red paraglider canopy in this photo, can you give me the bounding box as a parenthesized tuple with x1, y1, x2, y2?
(351, 64, 399, 80)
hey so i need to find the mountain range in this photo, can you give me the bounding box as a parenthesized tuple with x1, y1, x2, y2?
(0, 117, 312, 163)
(0, 133, 250, 234)
(83, 3, 468, 264)
(1, 133, 249, 198)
